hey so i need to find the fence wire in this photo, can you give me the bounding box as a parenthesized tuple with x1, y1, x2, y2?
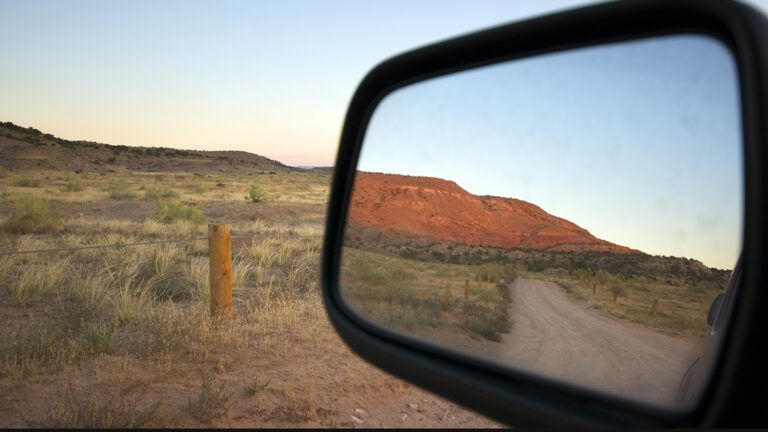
(0, 232, 323, 257)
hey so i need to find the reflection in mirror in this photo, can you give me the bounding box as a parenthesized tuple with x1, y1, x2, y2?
(340, 34, 742, 408)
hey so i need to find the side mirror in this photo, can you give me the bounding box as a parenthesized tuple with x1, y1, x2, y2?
(707, 292, 725, 327)
(322, 0, 768, 427)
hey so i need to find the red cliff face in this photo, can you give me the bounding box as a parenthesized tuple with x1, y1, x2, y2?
(348, 172, 635, 254)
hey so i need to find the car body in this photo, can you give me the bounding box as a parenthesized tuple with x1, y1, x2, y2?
(676, 256, 742, 406)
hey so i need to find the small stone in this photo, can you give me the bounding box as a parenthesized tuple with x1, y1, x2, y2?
(401, 413, 408, 421)
(353, 408, 368, 419)
(350, 415, 364, 425)
(407, 402, 419, 410)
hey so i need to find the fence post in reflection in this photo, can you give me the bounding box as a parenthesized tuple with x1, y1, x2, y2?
(209, 223, 233, 320)
(464, 279, 470, 300)
(650, 299, 658, 316)
(443, 285, 451, 308)
(592, 283, 596, 296)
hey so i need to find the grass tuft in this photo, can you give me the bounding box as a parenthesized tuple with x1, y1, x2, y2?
(144, 186, 179, 200)
(62, 174, 85, 192)
(1, 194, 63, 234)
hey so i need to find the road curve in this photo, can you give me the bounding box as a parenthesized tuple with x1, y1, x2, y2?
(495, 277, 701, 406)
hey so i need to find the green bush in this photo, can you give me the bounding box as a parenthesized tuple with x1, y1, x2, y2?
(62, 174, 85, 192)
(144, 186, 179, 200)
(1, 194, 63, 233)
(107, 180, 136, 199)
(12, 177, 41, 188)
(246, 185, 267, 202)
(151, 201, 205, 224)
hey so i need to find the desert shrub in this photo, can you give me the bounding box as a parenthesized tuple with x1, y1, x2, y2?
(191, 183, 207, 194)
(72, 272, 109, 314)
(144, 186, 178, 200)
(80, 321, 117, 354)
(246, 184, 267, 202)
(137, 244, 195, 300)
(45, 380, 161, 428)
(9, 259, 68, 304)
(151, 201, 204, 224)
(610, 284, 625, 303)
(107, 180, 136, 199)
(12, 177, 41, 187)
(62, 174, 85, 192)
(477, 263, 516, 284)
(461, 300, 511, 341)
(1, 194, 63, 234)
(188, 376, 232, 423)
(243, 378, 269, 397)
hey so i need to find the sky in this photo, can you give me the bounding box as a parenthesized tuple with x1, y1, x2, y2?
(359, 35, 741, 269)
(0, 0, 595, 167)
(2, 0, 767, 267)
(3, 0, 764, 167)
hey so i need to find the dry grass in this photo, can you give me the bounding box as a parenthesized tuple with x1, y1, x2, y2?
(341, 248, 514, 341)
(0, 169, 330, 417)
(523, 268, 722, 337)
(0, 168, 502, 428)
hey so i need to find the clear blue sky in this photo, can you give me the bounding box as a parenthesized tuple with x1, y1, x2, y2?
(360, 35, 741, 269)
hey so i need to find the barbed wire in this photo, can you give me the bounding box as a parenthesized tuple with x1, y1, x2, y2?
(0, 232, 324, 257)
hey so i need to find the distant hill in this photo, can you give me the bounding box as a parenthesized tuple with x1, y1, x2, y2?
(348, 171, 635, 254)
(346, 172, 732, 285)
(0, 121, 295, 174)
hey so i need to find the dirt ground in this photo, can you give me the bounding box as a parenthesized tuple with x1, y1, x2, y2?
(0, 306, 502, 428)
(419, 277, 702, 407)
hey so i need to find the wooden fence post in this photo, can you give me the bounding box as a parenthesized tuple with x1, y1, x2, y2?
(209, 223, 233, 320)
(464, 279, 470, 300)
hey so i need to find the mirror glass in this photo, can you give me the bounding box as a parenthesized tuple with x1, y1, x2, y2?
(340, 34, 742, 408)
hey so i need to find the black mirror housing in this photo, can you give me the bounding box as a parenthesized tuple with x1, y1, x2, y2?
(322, 0, 768, 427)
(708, 292, 726, 327)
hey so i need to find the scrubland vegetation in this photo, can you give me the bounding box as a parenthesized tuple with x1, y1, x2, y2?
(0, 170, 333, 426)
(346, 228, 730, 339)
(0, 168, 500, 428)
(341, 248, 516, 342)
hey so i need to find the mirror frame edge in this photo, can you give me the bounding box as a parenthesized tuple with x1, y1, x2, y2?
(321, 0, 768, 427)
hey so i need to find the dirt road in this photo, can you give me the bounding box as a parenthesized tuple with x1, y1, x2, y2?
(497, 277, 701, 405)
